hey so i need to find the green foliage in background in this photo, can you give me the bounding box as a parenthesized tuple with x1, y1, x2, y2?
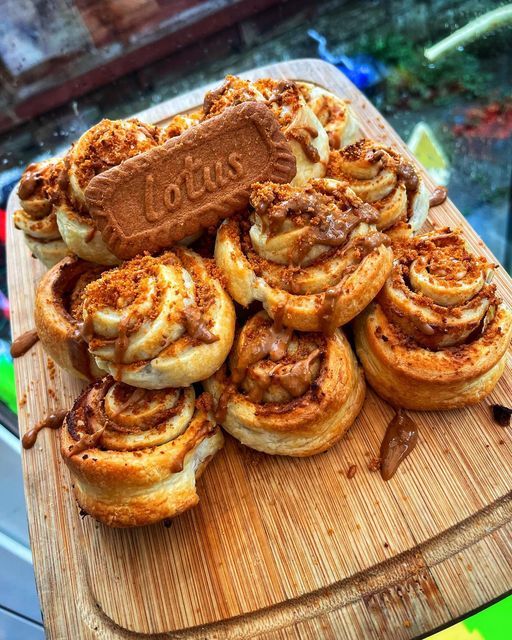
(350, 33, 498, 111)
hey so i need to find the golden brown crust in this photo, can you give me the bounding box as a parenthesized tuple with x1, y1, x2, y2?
(202, 75, 330, 185)
(215, 178, 393, 332)
(68, 118, 160, 206)
(327, 139, 429, 233)
(204, 311, 365, 456)
(34, 256, 105, 380)
(14, 158, 70, 267)
(297, 81, 360, 149)
(354, 228, 512, 410)
(82, 248, 236, 388)
(60, 379, 223, 527)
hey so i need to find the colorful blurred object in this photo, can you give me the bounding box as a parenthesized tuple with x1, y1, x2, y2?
(431, 594, 511, 640)
(453, 102, 512, 139)
(408, 122, 450, 186)
(0, 338, 16, 414)
(0, 207, 6, 244)
(308, 29, 386, 90)
(0, 290, 9, 321)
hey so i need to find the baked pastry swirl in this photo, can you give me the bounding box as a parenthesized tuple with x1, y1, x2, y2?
(61, 378, 223, 527)
(82, 248, 235, 388)
(297, 81, 360, 149)
(202, 75, 329, 185)
(54, 119, 160, 265)
(327, 139, 429, 235)
(204, 311, 365, 456)
(35, 256, 105, 380)
(14, 159, 69, 267)
(354, 229, 512, 410)
(215, 178, 393, 332)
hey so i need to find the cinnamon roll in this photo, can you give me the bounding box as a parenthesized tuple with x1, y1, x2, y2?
(13, 159, 69, 267)
(215, 179, 393, 332)
(55, 119, 160, 265)
(82, 248, 235, 388)
(327, 139, 429, 235)
(354, 229, 512, 410)
(297, 82, 360, 149)
(204, 311, 365, 456)
(34, 256, 105, 380)
(61, 378, 223, 527)
(202, 75, 330, 185)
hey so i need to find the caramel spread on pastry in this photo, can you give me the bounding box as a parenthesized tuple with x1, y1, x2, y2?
(82, 248, 235, 388)
(205, 311, 365, 456)
(327, 139, 429, 234)
(354, 228, 512, 410)
(61, 378, 223, 527)
(297, 81, 360, 149)
(251, 180, 381, 266)
(14, 158, 69, 267)
(215, 178, 392, 332)
(18, 162, 54, 209)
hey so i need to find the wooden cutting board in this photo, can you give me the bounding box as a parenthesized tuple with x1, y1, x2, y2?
(7, 59, 512, 640)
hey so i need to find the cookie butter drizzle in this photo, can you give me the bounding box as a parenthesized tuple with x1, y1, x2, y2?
(215, 314, 321, 420)
(378, 229, 497, 351)
(327, 140, 421, 224)
(429, 186, 448, 207)
(10, 329, 39, 358)
(253, 182, 385, 266)
(18, 163, 47, 201)
(82, 253, 218, 366)
(248, 181, 390, 333)
(64, 377, 215, 465)
(380, 410, 418, 481)
(22, 410, 67, 450)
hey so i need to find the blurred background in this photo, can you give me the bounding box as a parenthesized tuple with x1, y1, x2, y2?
(0, 1, 510, 638)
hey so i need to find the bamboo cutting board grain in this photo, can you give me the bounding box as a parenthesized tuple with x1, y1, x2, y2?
(7, 60, 512, 640)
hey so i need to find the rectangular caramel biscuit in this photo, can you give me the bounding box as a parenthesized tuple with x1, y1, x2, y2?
(85, 102, 296, 259)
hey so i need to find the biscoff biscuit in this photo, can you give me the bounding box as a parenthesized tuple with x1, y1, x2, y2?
(85, 102, 296, 259)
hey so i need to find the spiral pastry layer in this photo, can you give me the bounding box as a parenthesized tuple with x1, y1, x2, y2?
(205, 311, 365, 456)
(61, 378, 223, 527)
(82, 248, 235, 388)
(68, 118, 160, 208)
(35, 256, 105, 380)
(215, 178, 393, 332)
(354, 229, 512, 410)
(297, 82, 360, 149)
(14, 159, 69, 267)
(202, 75, 329, 185)
(327, 139, 429, 234)
(54, 119, 159, 265)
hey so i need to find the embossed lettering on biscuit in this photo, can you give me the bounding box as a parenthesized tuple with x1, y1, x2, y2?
(85, 102, 296, 259)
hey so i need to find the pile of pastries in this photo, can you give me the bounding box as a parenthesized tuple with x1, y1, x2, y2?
(14, 75, 512, 527)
